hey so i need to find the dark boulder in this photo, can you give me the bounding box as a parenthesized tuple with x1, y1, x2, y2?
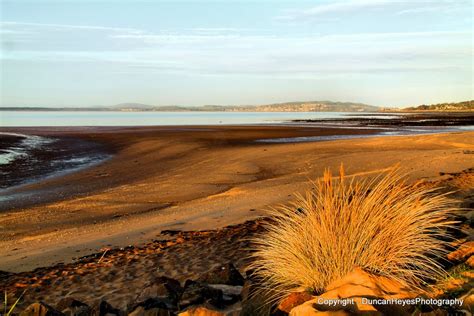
(91, 300, 122, 316)
(138, 276, 183, 305)
(56, 298, 91, 316)
(197, 263, 244, 286)
(207, 284, 242, 305)
(131, 297, 176, 313)
(178, 280, 224, 310)
(128, 306, 174, 316)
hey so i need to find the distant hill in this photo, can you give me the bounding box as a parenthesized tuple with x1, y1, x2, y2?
(1, 100, 379, 112)
(404, 100, 473, 111)
(109, 103, 156, 111)
(251, 101, 378, 112)
(107, 101, 378, 112)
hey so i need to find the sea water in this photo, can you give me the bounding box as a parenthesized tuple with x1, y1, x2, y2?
(0, 111, 394, 127)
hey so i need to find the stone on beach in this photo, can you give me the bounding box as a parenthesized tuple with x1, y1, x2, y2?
(276, 291, 314, 314)
(197, 263, 244, 286)
(288, 267, 415, 315)
(92, 300, 122, 316)
(130, 297, 177, 313)
(447, 241, 474, 263)
(178, 280, 224, 310)
(56, 298, 91, 316)
(177, 303, 242, 316)
(128, 305, 174, 316)
(138, 276, 183, 305)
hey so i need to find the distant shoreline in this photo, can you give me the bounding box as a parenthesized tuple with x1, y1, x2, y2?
(0, 108, 379, 112)
(0, 99, 471, 112)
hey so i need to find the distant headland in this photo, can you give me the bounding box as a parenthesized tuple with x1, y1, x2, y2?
(0, 100, 472, 112)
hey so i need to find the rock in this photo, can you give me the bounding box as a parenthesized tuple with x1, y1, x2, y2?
(460, 289, 474, 312)
(138, 276, 183, 304)
(289, 299, 350, 316)
(447, 241, 474, 263)
(128, 306, 174, 316)
(323, 267, 414, 300)
(314, 297, 381, 315)
(442, 277, 470, 292)
(206, 284, 242, 305)
(206, 284, 242, 297)
(461, 271, 474, 279)
(197, 263, 244, 286)
(288, 268, 414, 315)
(91, 300, 122, 316)
(177, 303, 241, 316)
(178, 280, 224, 310)
(56, 298, 91, 316)
(321, 268, 414, 315)
(20, 302, 65, 316)
(277, 291, 314, 313)
(131, 298, 177, 313)
(466, 255, 474, 268)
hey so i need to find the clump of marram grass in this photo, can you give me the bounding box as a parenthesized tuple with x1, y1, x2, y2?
(250, 166, 458, 303)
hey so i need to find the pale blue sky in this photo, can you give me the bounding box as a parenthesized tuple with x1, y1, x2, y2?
(0, 0, 472, 108)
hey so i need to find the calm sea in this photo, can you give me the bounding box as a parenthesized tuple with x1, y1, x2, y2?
(0, 111, 387, 127)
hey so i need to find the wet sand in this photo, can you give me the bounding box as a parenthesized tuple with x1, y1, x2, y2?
(294, 111, 474, 126)
(0, 125, 473, 273)
(0, 133, 110, 189)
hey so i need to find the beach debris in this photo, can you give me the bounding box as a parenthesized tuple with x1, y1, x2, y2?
(160, 230, 181, 236)
(97, 248, 110, 264)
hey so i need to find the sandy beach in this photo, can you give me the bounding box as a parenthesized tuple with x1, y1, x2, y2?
(1, 125, 473, 274)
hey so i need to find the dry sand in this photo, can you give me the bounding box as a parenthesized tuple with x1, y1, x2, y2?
(0, 125, 473, 274)
(2, 168, 473, 311)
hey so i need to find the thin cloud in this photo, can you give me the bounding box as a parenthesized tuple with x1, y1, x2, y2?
(1, 21, 143, 34)
(277, 0, 470, 21)
(1, 19, 470, 80)
(2, 29, 469, 79)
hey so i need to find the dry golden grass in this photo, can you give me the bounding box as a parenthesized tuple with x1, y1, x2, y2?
(250, 166, 458, 303)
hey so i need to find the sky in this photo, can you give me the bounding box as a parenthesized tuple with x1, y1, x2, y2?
(0, 0, 472, 108)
